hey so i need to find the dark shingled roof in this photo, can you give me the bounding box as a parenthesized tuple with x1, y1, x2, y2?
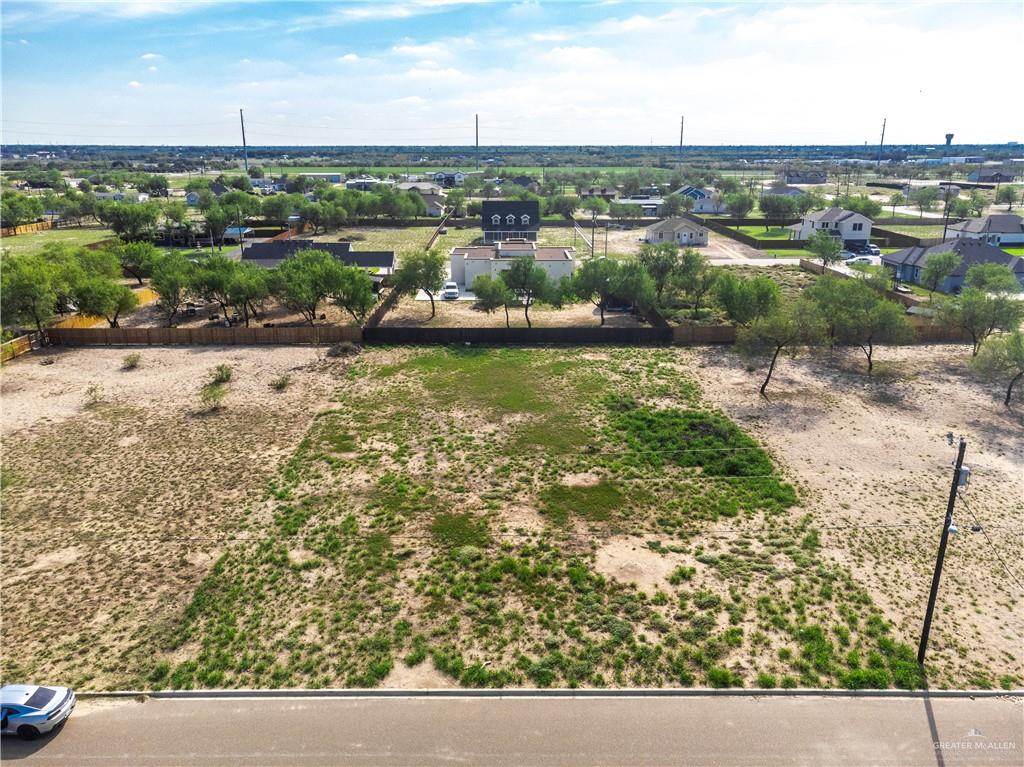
(947, 214, 1024, 235)
(240, 240, 394, 270)
(481, 200, 541, 232)
(882, 238, 1024, 277)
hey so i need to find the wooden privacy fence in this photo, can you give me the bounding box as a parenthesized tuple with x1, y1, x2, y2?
(363, 326, 673, 345)
(48, 325, 362, 347)
(1, 333, 42, 363)
(1, 220, 55, 237)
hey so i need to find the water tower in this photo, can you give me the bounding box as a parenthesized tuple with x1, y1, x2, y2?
(945, 133, 954, 146)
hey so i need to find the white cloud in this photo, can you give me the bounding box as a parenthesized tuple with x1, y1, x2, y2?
(405, 66, 463, 79)
(339, 53, 360, 61)
(127, 80, 141, 88)
(19, 38, 30, 44)
(147, 65, 158, 72)
(287, 0, 487, 31)
(140, 52, 162, 60)
(392, 43, 443, 57)
(239, 58, 251, 64)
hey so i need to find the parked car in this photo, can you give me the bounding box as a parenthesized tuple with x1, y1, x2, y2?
(438, 227, 448, 235)
(441, 281, 460, 300)
(844, 256, 877, 266)
(864, 243, 881, 256)
(839, 250, 855, 260)
(1, 684, 76, 740)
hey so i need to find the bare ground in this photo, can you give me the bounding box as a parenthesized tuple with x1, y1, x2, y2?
(0, 346, 350, 688)
(687, 343, 1024, 688)
(380, 296, 645, 328)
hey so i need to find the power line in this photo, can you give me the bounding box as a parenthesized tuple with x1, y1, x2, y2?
(957, 491, 1024, 591)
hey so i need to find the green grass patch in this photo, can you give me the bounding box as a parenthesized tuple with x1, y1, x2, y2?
(539, 481, 625, 525)
(431, 513, 490, 548)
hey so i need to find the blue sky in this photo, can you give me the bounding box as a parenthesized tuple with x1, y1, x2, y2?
(2, 0, 1021, 146)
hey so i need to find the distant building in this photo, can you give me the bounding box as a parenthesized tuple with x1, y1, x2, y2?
(222, 226, 254, 243)
(967, 168, 1019, 183)
(883, 239, 1024, 293)
(481, 200, 540, 243)
(783, 170, 827, 185)
(616, 196, 663, 217)
(671, 186, 725, 214)
(93, 191, 149, 203)
(644, 218, 709, 247)
(792, 207, 872, 245)
(449, 240, 576, 289)
(947, 214, 1024, 247)
(579, 186, 618, 201)
(299, 172, 343, 184)
(345, 175, 393, 191)
(432, 171, 466, 188)
(761, 184, 805, 197)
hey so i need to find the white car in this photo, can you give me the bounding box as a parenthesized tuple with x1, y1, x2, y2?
(1, 684, 76, 740)
(441, 281, 460, 300)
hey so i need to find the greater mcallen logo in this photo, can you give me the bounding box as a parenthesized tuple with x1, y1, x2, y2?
(934, 729, 1017, 752)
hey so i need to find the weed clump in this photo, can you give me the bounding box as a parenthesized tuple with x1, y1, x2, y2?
(122, 353, 141, 370)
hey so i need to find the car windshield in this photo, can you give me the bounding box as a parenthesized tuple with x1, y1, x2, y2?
(23, 687, 56, 710)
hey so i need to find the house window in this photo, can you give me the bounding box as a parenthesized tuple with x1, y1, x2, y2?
(491, 215, 501, 225)
(658, 232, 663, 240)
(506, 214, 516, 225)
(521, 214, 530, 224)
(852, 223, 863, 231)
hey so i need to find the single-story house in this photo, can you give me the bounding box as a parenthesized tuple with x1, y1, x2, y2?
(222, 226, 254, 243)
(761, 184, 805, 197)
(947, 214, 1024, 247)
(671, 186, 725, 214)
(882, 239, 1024, 293)
(644, 218, 709, 246)
(617, 196, 663, 216)
(421, 193, 447, 217)
(967, 168, 1019, 183)
(579, 186, 618, 201)
(396, 181, 444, 196)
(509, 175, 537, 190)
(345, 175, 393, 191)
(251, 178, 288, 195)
(240, 240, 395, 287)
(299, 172, 343, 184)
(792, 207, 872, 245)
(482, 200, 540, 243)
(450, 240, 576, 288)
(783, 170, 827, 185)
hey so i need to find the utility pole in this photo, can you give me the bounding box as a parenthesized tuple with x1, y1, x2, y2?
(918, 437, 967, 666)
(475, 114, 479, 171)
(591, 211, 596, 258)
(239, 109, 249, 174)
(678, 115, 684, 170)
(941, 184, 953, 241)
(876, 118, 886, 170)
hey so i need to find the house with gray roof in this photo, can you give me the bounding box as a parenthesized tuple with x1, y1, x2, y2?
(947, 214, 1024, 247)
(966, 168, 1019, 183)
(882, 239, 1024, 293)
(762, 184, 805, 197)
(783, 170, 827, 185)
(671, 186, 725, 214)
(793, 207, 872, 245)
(644, 218, 709, 247)
(240, 240, 394, 288)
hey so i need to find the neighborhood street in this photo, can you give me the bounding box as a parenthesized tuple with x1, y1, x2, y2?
(2, 694, 1020, 766)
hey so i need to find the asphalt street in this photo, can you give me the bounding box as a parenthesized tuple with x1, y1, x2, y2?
(2, 694, 1021, 766)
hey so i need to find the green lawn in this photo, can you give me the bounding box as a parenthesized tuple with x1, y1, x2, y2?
(125, 346, 922, 692)
(731, 225, 794, 240)
(1001, 246, 1024, 256)
(872, 224, 950, 238)
(0, 226, 116, 257)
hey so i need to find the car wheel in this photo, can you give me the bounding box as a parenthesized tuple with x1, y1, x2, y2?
(17, 725, 40, 741)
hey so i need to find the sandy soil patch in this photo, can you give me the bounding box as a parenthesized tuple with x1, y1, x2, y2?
(0, 345, 348, 688)
(593, 537, 685, 596)
(381, 662, 458, 689)
(688, 343, 1024, 687)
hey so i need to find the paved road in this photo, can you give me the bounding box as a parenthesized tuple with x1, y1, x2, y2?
(2, 695, 1021, 766)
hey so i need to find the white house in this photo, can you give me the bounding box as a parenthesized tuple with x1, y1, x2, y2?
(793, 207, 872, 244)
(671, 186, 725, 214)
(947, 214, 1024, 246)
(644, 218, 709, 246)
(421, 193, 447, 217)
(345, 175, 393, 191)
(449, 241, 576, 289)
